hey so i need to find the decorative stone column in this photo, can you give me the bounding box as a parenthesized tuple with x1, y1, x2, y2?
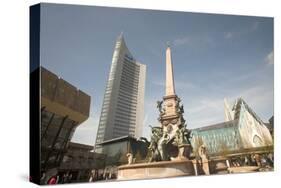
(156, 44, 192, 160)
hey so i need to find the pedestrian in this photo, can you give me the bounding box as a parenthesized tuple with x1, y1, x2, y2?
(255, 154, 261, 167)
(68, 173, 72, 183)
(47, 176, 57, 185)
(40, 172, 46, 185)
(89, 170, 95, 182)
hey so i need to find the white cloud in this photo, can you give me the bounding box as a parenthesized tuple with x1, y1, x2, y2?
(173, 36, 190, 46)
(186, 97, 224, 128)
(265, 50, 274, 65)
(224, 21, 260, 40)
(172, 35, 214, 48)
(185, 84, 273, 129)
(238, 86, 273, 118)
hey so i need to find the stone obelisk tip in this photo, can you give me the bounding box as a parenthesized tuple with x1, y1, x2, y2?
(165, 45, 175, 96)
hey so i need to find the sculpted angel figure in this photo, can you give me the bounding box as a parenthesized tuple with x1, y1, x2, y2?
(157, 100, 163, 113)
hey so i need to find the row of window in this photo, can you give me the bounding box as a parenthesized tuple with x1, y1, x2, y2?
(113, 126, 135, 133)
(119, 85, 138, 94)
(121, 62, 140, 75)
(114, 118, 136, 125)
(121, 68, 140, 80)
(116, 103, 137, 113)
(96, 134, 104, 139)
(120, 68, 140, 81)
(102, 96, 112, 103)
(120, 78, 137, 89)
(116, 108, 136, 118)
(118, 91, 138, 100)
(117, 96, 137, 106)
(118, 88, 138, 99)
(119, 81, 139, 92)
(112, 130, 134, 137)
(118, 91, 137, 101)
(97, 121, 107, 129)
(124, 54, 135, 62)
(113, 122, 136, 131)
(115, 111, 136, 119)
(120, 78, 139, 89)
(123, 58, 140, 70)
(116, 104, 137, 114)
(101, 103, 112, 110)
(102, 100, 111, 106)
(120, 72, 139, 85)
(97, 129, 105, 137)
(121, 71, 140, 84)
(118, 96, 137, 105)
(122, 64, 140, 78)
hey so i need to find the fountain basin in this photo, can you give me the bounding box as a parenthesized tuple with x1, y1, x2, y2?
(228, 166, 260, 173)
(117, 159, 195, 180)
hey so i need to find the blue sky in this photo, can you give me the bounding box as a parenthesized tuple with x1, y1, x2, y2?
(40, 3, 274, 145)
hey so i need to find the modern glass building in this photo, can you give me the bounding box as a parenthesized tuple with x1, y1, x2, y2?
(191, 120, 242, 156)
(191, 98, 273, 156)
(95, 34, 146, 146)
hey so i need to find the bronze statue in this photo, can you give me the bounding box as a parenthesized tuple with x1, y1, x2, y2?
(147, 96, 193, 162)
(173, 125, 190, 146)
(176, 97, 181, 106)
(179, 104, 184, 113)
(148, 126, 163, 162)
(156, 100, 163, 113)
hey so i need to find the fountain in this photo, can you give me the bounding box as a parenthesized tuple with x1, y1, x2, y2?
(117, 44, 196, 180)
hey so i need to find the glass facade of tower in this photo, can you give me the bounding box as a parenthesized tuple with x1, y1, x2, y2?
(95, 35, 146, 146)
(114, 54, 140, 137)
(191, 120, 242, 155)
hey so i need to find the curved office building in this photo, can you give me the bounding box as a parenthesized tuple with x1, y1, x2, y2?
(95, 34, 146, 146)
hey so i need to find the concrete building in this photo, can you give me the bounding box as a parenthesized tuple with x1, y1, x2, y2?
(191, 98, 273, 156)
(40, 67, 91, 173)
(95, 34, 146, 147)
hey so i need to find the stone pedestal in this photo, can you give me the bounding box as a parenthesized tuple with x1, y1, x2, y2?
(200, 160, 210, 175)
(227, 166, 260, 173)
(117, 160, 195, 180)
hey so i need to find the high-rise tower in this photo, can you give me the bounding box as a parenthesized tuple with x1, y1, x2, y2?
(95, 34, 146, 146)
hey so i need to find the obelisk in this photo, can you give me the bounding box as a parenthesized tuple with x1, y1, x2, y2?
(154, 43, 192, 161)
(159, 44, 184, 135)
(166, 45, 175, 96)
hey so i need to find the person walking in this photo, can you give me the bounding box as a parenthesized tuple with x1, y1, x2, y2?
(47, 176, 57, 185)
